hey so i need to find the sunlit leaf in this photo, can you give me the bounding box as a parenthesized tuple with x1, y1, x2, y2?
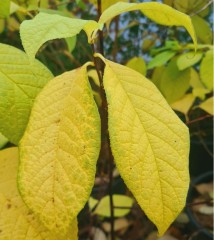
(94, 195, 133, 217)
(148, 51, 176, 69)
(200, 50, 213, 90)
(160, 59, 191, 103)
(191, 15, 212, 44)
(177, 51, 203, 70)
(171, 94, 195, 115)
(198, 97, 213, 115)
(126, 57, 146, 76)
(99, 2, 197, 49)
(0, 147, 78, 240)
(98, 55, 190, 236)
(0, 43, 53, 144)
(20, 13, 100, 58)
(18, 63, 100, 234)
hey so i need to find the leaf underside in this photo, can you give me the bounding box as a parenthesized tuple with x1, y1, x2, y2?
(18, 63, 101, 234)
(20, 13, 100, 59)
(101, 57, 190, 236)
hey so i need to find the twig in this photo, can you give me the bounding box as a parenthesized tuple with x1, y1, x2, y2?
(186, 199, 213, 207)
(186, 115, 213, 125)
(92, 1, 115, 239)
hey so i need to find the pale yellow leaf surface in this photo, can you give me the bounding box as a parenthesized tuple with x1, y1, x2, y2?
(99, 55, 190, 236)
(19, 63, 101, 234)
(99, 2, 197, 49)
(20, 13, 100, 58)
(0, 147, 78, 240)
(171, 94, 195, 115)
(198, 97, 213, 115)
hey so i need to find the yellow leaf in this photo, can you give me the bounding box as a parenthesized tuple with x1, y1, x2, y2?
(0, 147, 78, 240)
(98, 55, 190, 236)
(126, 57, 147, 76)
(18, 63, 101, 234)
(20, 13, 100, 58)
(0, 43, 53, 145)
(198, 97, 213, 115)
(99, 2, 197, 50)
(200, 50, 213, 90)
(171, 94, 195, 115)
(177, 51, 203, 70)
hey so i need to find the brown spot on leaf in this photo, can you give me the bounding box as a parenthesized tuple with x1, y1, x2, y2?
(7, 203, 11, 209)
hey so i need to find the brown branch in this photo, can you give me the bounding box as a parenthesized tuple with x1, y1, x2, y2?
(186, 115, 213, 125)
(91, 1, 115, 239)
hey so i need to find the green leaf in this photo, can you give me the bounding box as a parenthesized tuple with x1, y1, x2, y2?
(151, 66, 165, 89)
(126, 57, 146, 76)
(177, 51, 203, 70)
(0, 0, 10, 18)
(20, 13, 100, 58)
(0, 43, 53, 144)
(191, 15, 212, 44)
(189, 67, 203, 89)
(99, 2, 197, 49)
(192, 88, 210, 100)
(99, 55, 190, 236)
(94, 195, 133, 217)
(0, 147, 78, 240)
(150, 41, 181, 55)
(160, 59, 191, 103)
(148, 51, 176, 69)
(18, 63, 101, 234)
(65, 36, 76, 52)
(198, 97, 213, 115)
(171, 94, 195, 115)
(190, 68, 209, 100)
(200, 50, 213, 90)
(0, 133, 8, 149)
